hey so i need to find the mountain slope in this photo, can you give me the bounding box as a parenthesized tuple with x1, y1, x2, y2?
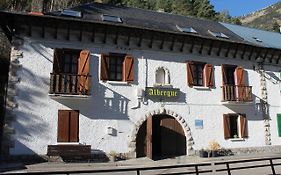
(240, 2, 281, 32)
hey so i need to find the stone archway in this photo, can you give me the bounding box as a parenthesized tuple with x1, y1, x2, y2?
(129, 108, 194, 158)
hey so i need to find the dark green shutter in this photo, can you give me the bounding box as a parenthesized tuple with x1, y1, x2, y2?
(277, 114, 281, 137)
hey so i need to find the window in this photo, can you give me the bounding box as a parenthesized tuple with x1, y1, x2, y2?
(186, 62, 213, 87)
(51, 49, 91, 95)
(155, 67, 170, 86)
(176, 25, 197, 34)
(223, 114, 248, 139)
(100, 53, 134, 82)
(57, 110, 79, 142)
(221, 65, 252, 102)
(208, 30, 229, 39)
(101, 14, 122, 23)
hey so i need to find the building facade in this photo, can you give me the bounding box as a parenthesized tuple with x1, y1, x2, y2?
(1, 3, 281, 160)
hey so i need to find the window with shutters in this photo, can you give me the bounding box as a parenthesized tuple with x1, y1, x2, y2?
(50, 48, 91, 96)
(186, 61, 214, 87)
(223, 114, 248, 139)
(100, 53, 134, 82)
(221, 65, 252, 102)
(57, 110, 79, 142)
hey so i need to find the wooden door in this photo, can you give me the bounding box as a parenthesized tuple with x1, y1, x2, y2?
(146, 116, 153, 159)
(160, 115, 186, 157)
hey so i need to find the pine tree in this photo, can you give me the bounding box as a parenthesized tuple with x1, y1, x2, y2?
(194, 0, 216, 19)
(272, 21, 280, 32)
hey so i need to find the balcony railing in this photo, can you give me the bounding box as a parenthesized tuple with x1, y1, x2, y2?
(50, 73, 91, 96)
(221, 85, 252, 102)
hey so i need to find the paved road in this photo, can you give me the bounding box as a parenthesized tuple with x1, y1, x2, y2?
(3, 153, 281, 174)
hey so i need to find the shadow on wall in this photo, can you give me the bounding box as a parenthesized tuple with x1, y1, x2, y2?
(54, 83, 130, 120)
(223, 94, 267, 121)
(11, 67, 50, 155)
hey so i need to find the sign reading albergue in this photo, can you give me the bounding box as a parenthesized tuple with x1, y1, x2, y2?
(145, 87, 180, 101)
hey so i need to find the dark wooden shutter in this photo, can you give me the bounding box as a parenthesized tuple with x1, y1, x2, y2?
(78, 50, 90, 94)
(53, 48, 64, 73)
(235, 66, 245, 86)
(100, 54, 109, 81)
(221, 64, 227, 85)
(240, 114, 248, 138)
(123, 55, 134, 82)
(58, 110, 70, 142)
(277, 114, 281, 137)
(186, 62, 194, 87)
(223, 114, 231, 139)
(69, 110, 79, 142)
(204, 64, 214, 87)
(146, 116, 153, 159)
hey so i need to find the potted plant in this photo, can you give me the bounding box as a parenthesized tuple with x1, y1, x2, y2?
(199, 148, 209, 158)
(208, 140, 221, 157)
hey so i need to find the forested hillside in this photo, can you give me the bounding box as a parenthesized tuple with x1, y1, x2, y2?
(239, 2, 281, 32)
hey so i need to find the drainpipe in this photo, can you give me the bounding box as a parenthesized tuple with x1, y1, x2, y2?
(257, 57, 271, 145)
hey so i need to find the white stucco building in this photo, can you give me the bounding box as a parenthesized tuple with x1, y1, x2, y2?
(1, 2, 281, 160)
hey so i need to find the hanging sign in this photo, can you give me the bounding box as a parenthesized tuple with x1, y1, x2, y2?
(145, 87, 180, 101)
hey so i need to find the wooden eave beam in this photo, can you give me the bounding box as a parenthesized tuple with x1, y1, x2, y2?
(216, 41, 223, 56)
(199, 39, 204, 54)
(263, 48, 269, 60)
(114, 28, 119, 45)
(180, 37, 185, 52)
(126, 30, 131, 46)
(208, 40, 214, 55)
(28, 22, 32, 37)
(79, 25, 83, 41)
(225, 43, 231, 57)
(91, 26, 95, 42)
(277, 52, 281, 64)
(255, 48, 262, 60)
(233, 44, 239, 58)
(66, 23, 70, 40)
(103, 26, 107, 44)
(138, 30, 143, 47)
(160, 35, 165, 50)
(149, 33, 154, 48)
(41, 23, 45, 38)
(189, 37, 196, 53)
(248, 46, 255, 60)
(269, 49, 276, 63)
(241, 45, 247, 59)
(170, 35, 175, 51)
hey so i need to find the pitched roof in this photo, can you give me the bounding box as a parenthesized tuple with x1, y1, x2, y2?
(221, 22, 281, 50)
(46, 2, 245, 43)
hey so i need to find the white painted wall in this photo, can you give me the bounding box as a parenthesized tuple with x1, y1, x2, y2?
(9, 37, 281, 155)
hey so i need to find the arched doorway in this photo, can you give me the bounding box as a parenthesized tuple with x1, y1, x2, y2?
(136, 114, 186, 160)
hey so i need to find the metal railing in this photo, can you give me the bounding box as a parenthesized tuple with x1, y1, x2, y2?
(49, 73, 91, 95)
(5, 156, 281, 175)
(221, 85, 252, 102)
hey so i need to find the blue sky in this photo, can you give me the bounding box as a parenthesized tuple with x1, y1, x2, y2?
(209, 0, 281, 17)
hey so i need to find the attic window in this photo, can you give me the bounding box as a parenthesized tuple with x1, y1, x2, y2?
(208, 30, 229, 39)
(101, 14, 122, 23)
(176, 25, 197, 34)
(253, 37, 262, 42)
(61, 9, 82, 18)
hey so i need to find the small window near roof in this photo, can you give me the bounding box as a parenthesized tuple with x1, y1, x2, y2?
(252, 37, 262, 42)
(61, 9, 82, 18)
(101, 14, 122, 23)
(176, 25, 197, 34)
(208, 30, 229, 39)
